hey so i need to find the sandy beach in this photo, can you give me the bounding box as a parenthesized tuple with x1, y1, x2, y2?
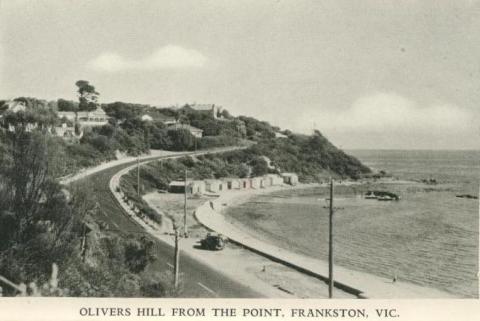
(142, 178, 457, 298)
(143, 183, 358, 298)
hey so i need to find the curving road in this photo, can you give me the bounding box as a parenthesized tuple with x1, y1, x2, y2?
(76, 149, 262, 298)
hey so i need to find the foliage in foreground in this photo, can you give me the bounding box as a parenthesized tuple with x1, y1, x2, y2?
(0, 126, 173, 297)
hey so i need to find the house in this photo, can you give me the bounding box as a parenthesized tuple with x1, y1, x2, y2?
(275, 132, 288, 139)
(159, 116, 178, 125)
(141, 114, 153, 122)
(190, 103, 223, 119)
(205, 179, 224, 193)
(167, 123, 203, 138)
(57, 107, 109, 127)
(223, 178, 241, 190)
(4, 100, 27, 113)
(168, 181, 190, 194)
(265, 174, 284, 186)
(281, 173, 299, 185)
(54, 123, 83, 140)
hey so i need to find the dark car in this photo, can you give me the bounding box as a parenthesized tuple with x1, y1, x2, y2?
(200, 233, 227, 250)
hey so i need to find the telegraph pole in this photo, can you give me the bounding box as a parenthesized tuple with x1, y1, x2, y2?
(328, 177, 334, 298)
(137, 157, 140, 196)
(173, 227, 180, 290)
(183, 168, 188, 238)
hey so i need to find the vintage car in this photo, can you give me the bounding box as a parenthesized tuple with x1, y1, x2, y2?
(199, 233, 227, 250)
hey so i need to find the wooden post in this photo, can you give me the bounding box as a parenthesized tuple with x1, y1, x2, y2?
(183, 169, 188, 237)
(173, 228, 180, 290)
(328, 177, 334, 298)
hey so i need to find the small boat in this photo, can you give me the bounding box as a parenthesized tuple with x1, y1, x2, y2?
(378, 195, 395, 201)
(365, 191, 377, 199)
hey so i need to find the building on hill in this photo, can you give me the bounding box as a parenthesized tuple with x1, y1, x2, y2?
(4, 100, 27, 113)
(57, 107, 109, 127)
(167, 123, 203, 138)
(53, 123, 83, 141)
(141, 114, 153, 122)
(189, 103, 223, 119)
(158, 115, 178, 125)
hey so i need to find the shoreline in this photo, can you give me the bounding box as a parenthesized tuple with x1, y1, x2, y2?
(194, 181, 458, 299)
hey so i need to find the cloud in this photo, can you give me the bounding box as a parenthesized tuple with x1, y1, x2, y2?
(302, 92, 473, 134)
(88, 45, 207, 72)
(291, 92, 478, 149)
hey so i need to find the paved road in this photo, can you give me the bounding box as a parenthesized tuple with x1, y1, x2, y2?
(77, 154, 262, 298)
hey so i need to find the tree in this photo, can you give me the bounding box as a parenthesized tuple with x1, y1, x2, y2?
(250, 156, 269, 177)
(75, 80, 99, 111)
(167, 129, 195, 151)
(57, 99, 77, 112)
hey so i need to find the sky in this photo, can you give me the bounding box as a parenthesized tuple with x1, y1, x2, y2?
(1, 0, 479, 150)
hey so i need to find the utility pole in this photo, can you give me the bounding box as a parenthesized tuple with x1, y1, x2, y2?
(183, 168, 188, 238)
(173, 227, 180, 291)
(137, 157, 140, 196)
(328, 177, 334, 298)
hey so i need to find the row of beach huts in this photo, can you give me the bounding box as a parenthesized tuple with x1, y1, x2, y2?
(168, 173, 298, 195)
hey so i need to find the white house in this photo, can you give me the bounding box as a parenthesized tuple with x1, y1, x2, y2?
(54, 123, 83, 140)
(190, 103, 223, 119)
(141, 114, 153, 122)
(58, 107, 109, 127)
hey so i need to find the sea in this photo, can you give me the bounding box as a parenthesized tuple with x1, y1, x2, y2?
(225, 150, 479, 298)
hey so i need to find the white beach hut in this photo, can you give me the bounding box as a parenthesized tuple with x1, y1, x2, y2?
(281, 173, 299, 186)
(205, 179, 225, 193)
(224, 178, 241, 190)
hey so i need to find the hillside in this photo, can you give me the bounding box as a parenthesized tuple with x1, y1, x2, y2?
(0, 97, 370, 180)
(0, 94, 369, 297)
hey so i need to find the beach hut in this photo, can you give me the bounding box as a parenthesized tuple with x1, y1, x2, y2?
(239, 178, 249, 189)
(260, 177, 268, 188)
(168, 181, 190, 194)
(281, 173, 299, 185)
(205, 179, 224, 193)
(249, 177, 261, 189)
(223, 178, 241, 190)
(266, 174, 284, 186)
(190, 180, 206, 194)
